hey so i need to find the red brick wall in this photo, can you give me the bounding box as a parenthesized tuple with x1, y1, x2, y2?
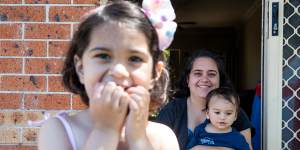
(0, 0, 102, 149)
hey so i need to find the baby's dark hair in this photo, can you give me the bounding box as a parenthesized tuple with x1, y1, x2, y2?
(62, 0, 169, 112)
(206, 87, 240, 113)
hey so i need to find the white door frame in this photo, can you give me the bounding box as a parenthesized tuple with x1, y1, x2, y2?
(262, 0, 283, 149)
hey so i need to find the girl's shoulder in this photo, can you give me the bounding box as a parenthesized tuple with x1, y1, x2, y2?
(147, 121, 174, 133)
(38, 111, 89, 150)
(147, 121, 179, 150)
(38, 113, 74, 149)
(40, 111, 75, 132)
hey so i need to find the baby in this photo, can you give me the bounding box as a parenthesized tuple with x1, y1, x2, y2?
(187, 87, 250, 150)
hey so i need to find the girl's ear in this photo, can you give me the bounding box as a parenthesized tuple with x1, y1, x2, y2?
(74, 55, 84, 84)
(149, 61, 164, 90)
(155, 61, 164, 79)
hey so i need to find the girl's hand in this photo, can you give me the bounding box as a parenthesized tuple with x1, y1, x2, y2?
(89, 82, 129, 132)
(124, 86, 152, 149)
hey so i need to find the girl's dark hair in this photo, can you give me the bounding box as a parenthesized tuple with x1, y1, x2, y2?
(62, 0, 169, 112)
(206, 87, 240, 113)
(174, 49, 234, 97)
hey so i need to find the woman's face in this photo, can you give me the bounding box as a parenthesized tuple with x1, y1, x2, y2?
(188, 57, 220, 99)
(75, 23, 154, 100)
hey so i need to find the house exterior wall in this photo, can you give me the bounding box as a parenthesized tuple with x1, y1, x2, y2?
(0, 0, 99, 149)
(1, 0, 299, 149)
(282, 0, 300, 149)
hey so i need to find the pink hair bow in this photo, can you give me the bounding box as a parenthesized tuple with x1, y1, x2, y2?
(142, 0, 177, 50)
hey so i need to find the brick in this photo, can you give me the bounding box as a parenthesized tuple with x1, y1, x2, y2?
(12, 112, 24, 125)
(0, 146, 37, 150)
(25, 24, 70, 39)
(72, 23, 80, 36)
(0, 111, 45, 126)
(72, 94, 87, 110)
(46, 111, 63, 117)
(0, 128, 20, 144)
(25, 0, 70, 4)
(0, 76, 46, 91)
(25, 58, 64, 74)
(73, 0, 99, 4)
(48, 41, 69, 57)
(48, 76, 66, 92)
(0, 113, 4, 125)
(0, 111, 22, 126)
(23, 128, 39, 144)
(0, 6, 45, 22)
(0, 93, 21, 109)
(0, 58, 22, 73)
(49, 6, 95, 22)
(25, 111, 45, 126)
(24, 94, 71, 109)
(0, 0, 22, 4)
(0, 24, 22, 39)
(0, 41, 47, 57)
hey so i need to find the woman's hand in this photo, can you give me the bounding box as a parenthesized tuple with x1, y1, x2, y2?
(125, 86, 153, 149)
(89, 82, 129, 132)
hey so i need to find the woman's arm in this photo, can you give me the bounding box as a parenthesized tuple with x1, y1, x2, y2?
(240, 128, 253, 150)
(233, 108, 253, 150)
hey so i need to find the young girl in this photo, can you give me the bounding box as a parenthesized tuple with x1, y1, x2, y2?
(186, 88, 250, 150)
(38, 0, 179, 150)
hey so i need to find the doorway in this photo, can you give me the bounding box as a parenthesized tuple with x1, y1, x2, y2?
(170, 0, 262, 116)
(169, 0, 262, 149)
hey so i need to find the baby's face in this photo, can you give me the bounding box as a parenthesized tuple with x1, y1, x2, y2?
(206, 96, 237, 131)
(75, 22, 154, 99)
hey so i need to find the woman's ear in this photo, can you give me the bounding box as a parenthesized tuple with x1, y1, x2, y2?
(155, 61, 164, 79)
(74, 55, 84, 84)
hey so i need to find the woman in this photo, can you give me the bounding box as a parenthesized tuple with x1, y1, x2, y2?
(156, 49, 253, 150)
